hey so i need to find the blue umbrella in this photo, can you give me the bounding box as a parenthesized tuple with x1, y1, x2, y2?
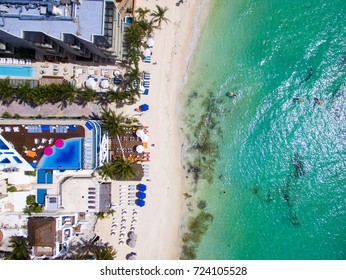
(137, 192, 146, 199)
(136, 199, 145, 207)
(137, 184, 147, 191)
(140, 104, 149, 111)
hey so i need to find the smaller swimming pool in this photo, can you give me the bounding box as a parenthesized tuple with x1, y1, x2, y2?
(125, 16, 133, 24)
(0, 66, 36, 77)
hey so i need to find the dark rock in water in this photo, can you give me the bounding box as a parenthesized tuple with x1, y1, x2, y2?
(251, 185, 259, 195)
(187, 163, 201, 183)
(290, 212, 301, 226)
(299, 66, 313, 84)
(266, 190, 273, 202)
(197, 200, 207, 210)
(292, 153, 306, 177)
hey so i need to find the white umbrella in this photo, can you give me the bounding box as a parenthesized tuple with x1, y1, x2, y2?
(85, 78, 96, 89)
(113, 70, 120, 77)
(140, 134, 149, 142)
(146, 37, 155, 47)
(139, 84, 145, 93)
(136, 145, 144, 153)
(142, 48, 151, 57)
(100, 79, 109, 89)
(136, 129, 145, 137)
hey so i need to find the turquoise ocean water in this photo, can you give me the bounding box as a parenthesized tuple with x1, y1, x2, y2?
(180, 0, 345, 259)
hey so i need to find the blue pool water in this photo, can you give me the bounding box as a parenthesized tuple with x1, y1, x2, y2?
(38, 138, 82, 170)
(125, 16, 133, 24)
(0, 66, 35, 77)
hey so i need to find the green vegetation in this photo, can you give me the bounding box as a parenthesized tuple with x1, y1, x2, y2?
(0, 6, 170, 111)
(99, 158, 138, 181)
(96, 209, 115, 220)
(6, 186, 17, 192)
(180, 211, 213, 260)
(62, 239, 117, 260)
(93, 244, 117, 260)
(99, 108, 126, 138)
(1, 111, 12, 118)
(23, 195, 44, 215)
(24, 171, 36, 176)
(4, 236, 31, 260)
(150, 5, 170, 28)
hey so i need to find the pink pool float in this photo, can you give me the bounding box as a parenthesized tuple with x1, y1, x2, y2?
(44, 146, 53, 156)
(55, 138, 65, 148)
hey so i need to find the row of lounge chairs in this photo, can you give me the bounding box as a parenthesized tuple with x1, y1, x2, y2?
(0, 58, 32, 65)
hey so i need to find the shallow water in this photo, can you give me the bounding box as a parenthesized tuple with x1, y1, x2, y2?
(180, 0, 346, 259)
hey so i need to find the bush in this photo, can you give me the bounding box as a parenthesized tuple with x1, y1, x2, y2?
(24, 171, 36, 176)
(1, 112, 12, 118)
(7, 186, 17, 192)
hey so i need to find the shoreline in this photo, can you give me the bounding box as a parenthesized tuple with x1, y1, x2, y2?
(95, 0, 213, 259)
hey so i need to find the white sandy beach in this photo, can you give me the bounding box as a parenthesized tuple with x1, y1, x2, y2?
(95, 0, 211, 260)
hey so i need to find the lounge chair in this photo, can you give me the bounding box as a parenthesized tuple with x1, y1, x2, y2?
(143, 56, 151, 63)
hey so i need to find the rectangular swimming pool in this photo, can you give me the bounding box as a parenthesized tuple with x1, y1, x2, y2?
(0, 66, 36, 77)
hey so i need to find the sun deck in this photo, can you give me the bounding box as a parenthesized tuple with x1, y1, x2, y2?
(0, 119, 104, 173)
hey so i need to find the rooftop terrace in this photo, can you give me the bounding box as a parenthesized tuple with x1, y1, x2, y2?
(0, 0, 104, 42)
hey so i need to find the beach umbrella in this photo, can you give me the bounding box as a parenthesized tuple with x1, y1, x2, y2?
(85, 77, 96, 89)
(113, 70, 120, 77)
(137, 184, 147, 191)
(44, 146, 53, 156)
(55, 138, 64, 148)
(136, 199, 145, 207)
(128, 231, 137, 240)
(100, 79, 109, 89)
(126, 253, 136, 260)
(127, 239, 137, 248)
(146, 37, 155, 48)
(142, 48, 151, 57)
(136, 129, 145, 137)
(139, 84, 145, 93)
(136, 145, 144, 153)
(140, 134, 149, 142)
(137, 192, 146, 199)
(139, 104, 149, 111)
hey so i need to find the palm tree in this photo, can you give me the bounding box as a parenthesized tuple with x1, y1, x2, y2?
(126, 48, 142, 69)
(100, 108, 127, 139)
(112, 157, 138, 181)
(16, 81, 35, 107)
(135, 7, 150, 21)
(4, 236, 31, 260)
(76, 87, 96, 107)
(61, 240, 116, 260)
(124, 23, 146, 51)
(124, 67, 142, 89)
(94, 243, 117, 260)
(150, 5, 170, 28)
(99, 108, 128, 160)
(0, 77, 15, 105)
(99, 162, 116, 180)
(137, 19, 154, 37)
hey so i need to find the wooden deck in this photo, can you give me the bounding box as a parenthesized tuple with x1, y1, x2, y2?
(0, 123, 85, 167)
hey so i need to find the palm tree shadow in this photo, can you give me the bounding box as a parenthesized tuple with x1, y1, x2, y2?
(89, 112, 100, 120)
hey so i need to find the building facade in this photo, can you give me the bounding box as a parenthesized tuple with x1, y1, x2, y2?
(0, 0, 135, 63)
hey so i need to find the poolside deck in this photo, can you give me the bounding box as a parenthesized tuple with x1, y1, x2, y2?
(0, 119, 98, 172)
